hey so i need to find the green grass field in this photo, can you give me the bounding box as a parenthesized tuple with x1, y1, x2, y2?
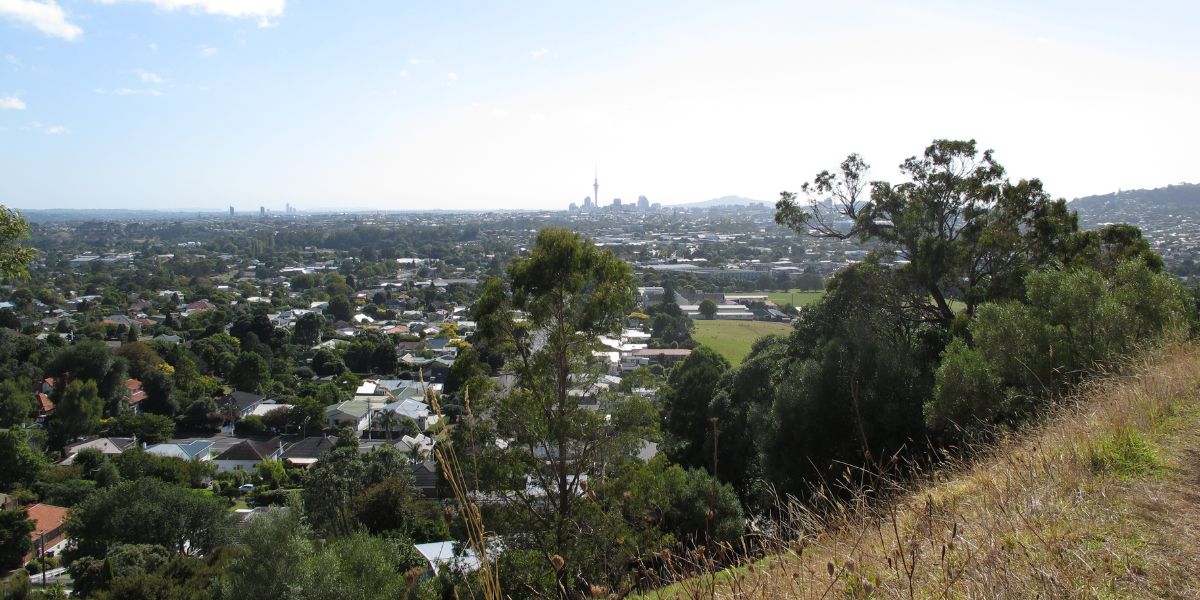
(692, 319, 794, 367)
(764, 289, 825, 307)
(724, 289, 830, 307)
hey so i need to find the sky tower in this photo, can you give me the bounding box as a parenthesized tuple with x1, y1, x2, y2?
(593, 167, 599, 208)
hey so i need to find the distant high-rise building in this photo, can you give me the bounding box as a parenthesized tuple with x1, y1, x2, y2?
(593, 168, 599, 211)
(569, 202, 578, 211)
(229, 206, 235, 217)
(583, 196, 594, 210)
(260, 206, 266, 217)
(637, 195, 650, 210)
(612, 198, 621, 208)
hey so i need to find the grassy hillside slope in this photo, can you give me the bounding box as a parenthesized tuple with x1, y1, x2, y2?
(640, 344, 1200, 599)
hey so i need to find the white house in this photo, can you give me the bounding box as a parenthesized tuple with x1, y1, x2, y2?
(146, 440, 214, 461)
(324, 398, 374, 431)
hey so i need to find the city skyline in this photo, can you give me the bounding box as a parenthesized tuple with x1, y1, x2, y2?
(2, 1, 1199, 211)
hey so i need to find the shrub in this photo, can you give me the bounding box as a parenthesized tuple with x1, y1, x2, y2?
(1090, 428, 1163, 479)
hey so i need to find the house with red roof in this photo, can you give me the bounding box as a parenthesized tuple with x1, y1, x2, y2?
(126, 378, 147, 412)
(24, 503, 69, 563)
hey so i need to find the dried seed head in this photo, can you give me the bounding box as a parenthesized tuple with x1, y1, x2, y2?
(551, 554, 565, 572)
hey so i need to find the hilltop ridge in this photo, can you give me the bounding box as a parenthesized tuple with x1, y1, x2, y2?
(641, 344, 1200, 598)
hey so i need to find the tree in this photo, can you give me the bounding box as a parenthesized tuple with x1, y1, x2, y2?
(0, 206, 36, 279)
(927, 259, 1189, 437)
(228, 352, 270, 394)
(327, 296, 353, 323)
(302, 445, 413, 537)
(648, 301, 694, 346)
(659, 346, 730, 470)
(64, 478, 231, 560)
(140, 366, 178, 417)
(108, 413, 175, 444)
(750, 262, 935, 497)
(177, 398, 223, 433)
(698, 299, 718, 320)
(352, 477, 417, 535)
(47, 341, 128, 413)
(115, 342, 164, 381)
(311, 348, 346, 378)
(773, 270, 792, 291)
(220, 508, 418, 600)
(472, 227, 656, 593)
(776, 140, 1080, 327)
(0, 310, 19, 331)
(0, 429, 47, 490)
(234, 415, 267, 436)
(50, 379, 104, 446)
(443, 345, 491, 398)
(293, 312, 324, 347)
(255, 459, 286, 490)
(0, 509, 34, 570)
(0, 378, 33, 428)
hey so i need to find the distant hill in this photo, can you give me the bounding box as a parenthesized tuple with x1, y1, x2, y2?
(670, 195, 771, 209)
(1070, 183, 1200, 220)
(16, 209, 224, 224)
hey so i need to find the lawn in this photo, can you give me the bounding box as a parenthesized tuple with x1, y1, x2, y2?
(764, 289, 825, 307)
(692, 320, 794, 367)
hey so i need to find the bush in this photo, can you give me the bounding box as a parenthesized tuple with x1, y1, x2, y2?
(0, 571, 30, 600)
(1090, 428, 1163, 479)
(233, 415, 266, 436)
(248, 488, 299, 508)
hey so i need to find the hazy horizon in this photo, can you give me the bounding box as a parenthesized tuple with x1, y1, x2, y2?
(2, 1, 1198, 211)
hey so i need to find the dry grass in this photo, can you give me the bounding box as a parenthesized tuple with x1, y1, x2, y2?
(637, 343, 1200, 599)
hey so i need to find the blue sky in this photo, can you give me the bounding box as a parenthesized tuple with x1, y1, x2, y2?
(1, 0, 1198, 211)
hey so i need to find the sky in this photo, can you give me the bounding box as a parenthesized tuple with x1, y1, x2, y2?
(1, 0, 1198, 212)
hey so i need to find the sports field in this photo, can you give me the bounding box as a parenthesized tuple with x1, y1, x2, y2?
(692, 319, 794, 367)
(764, 289, 825, 307)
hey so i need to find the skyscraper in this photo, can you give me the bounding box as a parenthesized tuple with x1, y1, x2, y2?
(229, 206, 235, 217)
(637, 195, 650, 210)
(593, 168, 599, 211)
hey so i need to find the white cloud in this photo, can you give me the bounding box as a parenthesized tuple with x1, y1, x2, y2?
(445, 72, 458, 82)
(4, 54, 19, 66)
(409, 58, 424, 65)
(97, 0, 284, 19)
(44, 124, 67, 134)
(0, 95, 25, 110)
(398, 69, 408, 78)
(148, 42, 158, 53)
(198, 45, 217, 57)
(0, 0, 83, 40)
(136, 68, 164, 83)
(530, 48, 549, 59)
